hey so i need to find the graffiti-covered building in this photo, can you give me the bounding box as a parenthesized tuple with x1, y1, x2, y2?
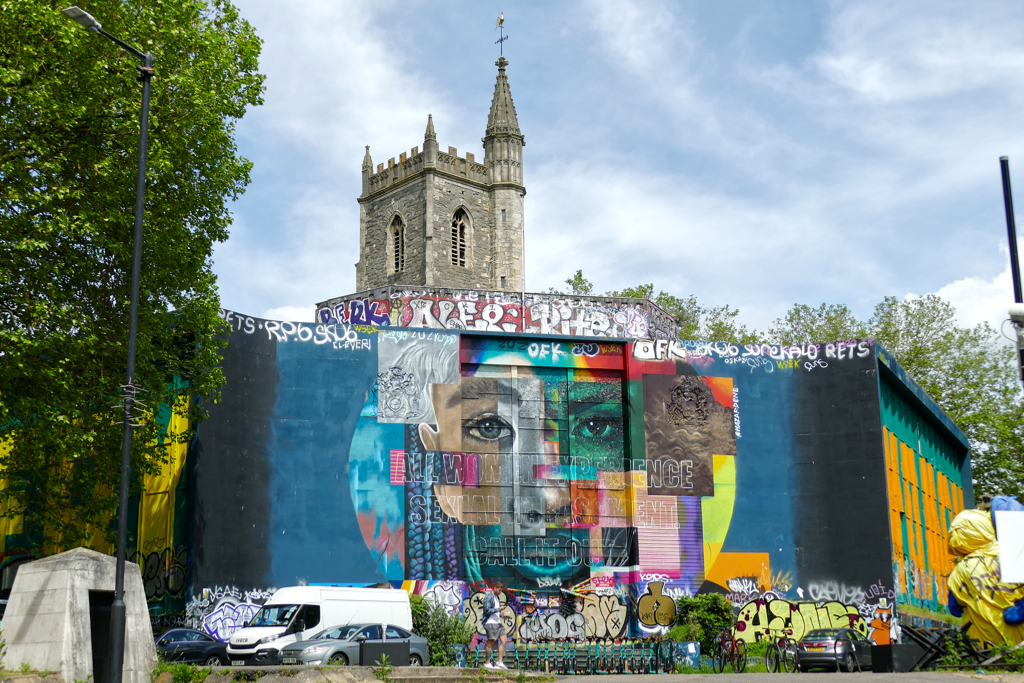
(0, 54, 973, 647)
(177, 314, 970, 645)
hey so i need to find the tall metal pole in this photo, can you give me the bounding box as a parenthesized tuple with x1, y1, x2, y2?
(61, 9, 154, 682)
(109, 52, 153, 683)
(1000, 156, 1022, 304)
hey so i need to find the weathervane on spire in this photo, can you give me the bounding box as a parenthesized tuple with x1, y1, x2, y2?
(495, 13, 507, 56)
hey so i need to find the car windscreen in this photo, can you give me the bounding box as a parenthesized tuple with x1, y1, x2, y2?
(247, 604, 299, 627)
(313, 625, 362, 641)
(804, 629, 840, 639)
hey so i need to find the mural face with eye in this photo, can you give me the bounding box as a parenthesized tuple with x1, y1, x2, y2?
(409, 361, 631, 588)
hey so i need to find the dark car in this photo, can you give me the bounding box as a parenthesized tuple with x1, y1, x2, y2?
(156, 628, 228, 665)
(796, 627, 873, 672)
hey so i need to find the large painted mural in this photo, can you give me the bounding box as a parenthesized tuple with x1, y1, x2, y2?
(28, 310, 964, 645)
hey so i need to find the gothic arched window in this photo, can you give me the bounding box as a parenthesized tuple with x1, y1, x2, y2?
(390, 216, 405, 273)
(451, 209, 468, 267)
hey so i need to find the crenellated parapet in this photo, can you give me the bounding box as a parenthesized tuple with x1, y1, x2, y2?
(437, 148, 489, 183)
(364, 149, 425, 196)
(362, 145, 490, 198)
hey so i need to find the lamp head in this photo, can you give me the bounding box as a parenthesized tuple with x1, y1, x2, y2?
(1010, 303, 1024, 325)
(62, 6, 101, 32)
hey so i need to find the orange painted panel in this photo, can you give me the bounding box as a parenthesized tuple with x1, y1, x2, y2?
(705, 551, 771, 591)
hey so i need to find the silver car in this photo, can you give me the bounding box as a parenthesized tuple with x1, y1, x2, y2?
(278, 623, 429, 667)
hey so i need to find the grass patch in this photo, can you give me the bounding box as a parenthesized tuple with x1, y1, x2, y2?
(151, 662, 213, 683)
(230, 671, 265, 683)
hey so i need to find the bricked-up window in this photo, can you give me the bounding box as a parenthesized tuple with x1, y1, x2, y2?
(390, 216, 405, 273)
(451, 209, 468, 267)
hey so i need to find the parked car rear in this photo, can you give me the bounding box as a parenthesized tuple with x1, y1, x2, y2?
(796, 627, 873, 672)
(279, 623, 428, 667)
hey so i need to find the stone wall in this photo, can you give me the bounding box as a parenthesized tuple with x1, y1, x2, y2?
(357, 138, 525, 293)
(357, 177, 429, 290)
(428, 175, 495, 290)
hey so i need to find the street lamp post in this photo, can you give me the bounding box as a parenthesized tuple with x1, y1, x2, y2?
(62, 8, 154, 683)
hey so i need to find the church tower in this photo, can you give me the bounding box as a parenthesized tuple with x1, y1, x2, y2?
(355, 58, 525, 292)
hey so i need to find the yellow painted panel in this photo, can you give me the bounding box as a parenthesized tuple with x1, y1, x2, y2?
(701, 454, 736, 573)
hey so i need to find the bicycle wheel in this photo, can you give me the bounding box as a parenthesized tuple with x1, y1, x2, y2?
(766, 642, 780, 673)
(713, 637, 727, 674)
(782, 640, 798, 673)
(732, 639, 747, 673)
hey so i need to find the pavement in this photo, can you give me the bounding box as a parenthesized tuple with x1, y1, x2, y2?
(557, 673, 1024, 683)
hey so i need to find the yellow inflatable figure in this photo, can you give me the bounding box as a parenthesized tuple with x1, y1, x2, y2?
(948, 509, 1024, 646)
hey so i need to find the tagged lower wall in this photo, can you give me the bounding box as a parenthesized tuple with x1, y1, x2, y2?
(179, 313, 969, 643)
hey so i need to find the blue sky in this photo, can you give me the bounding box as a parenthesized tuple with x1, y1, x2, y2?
(214, 0, 1024, 337)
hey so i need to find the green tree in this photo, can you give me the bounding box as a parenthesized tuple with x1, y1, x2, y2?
(409, 594, 473, 666)
(548, 269, 594, 296)
(609, 284, 759, 343)
(767, 302, 867, 344)
(674, 594, 734, 654)
(0, 0, 264, 552)
(867, 295, 1024, 500)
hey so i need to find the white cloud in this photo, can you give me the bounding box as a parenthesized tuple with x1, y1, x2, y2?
(933, 267, 1016, 335)
(815, 1, 1024, 104)
(261, 305, 317, 323)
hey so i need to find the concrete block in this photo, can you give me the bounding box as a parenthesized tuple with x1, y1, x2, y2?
(5, 548, 158, 683)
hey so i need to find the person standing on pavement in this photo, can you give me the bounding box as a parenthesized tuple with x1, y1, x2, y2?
(482, 583, 509, 670)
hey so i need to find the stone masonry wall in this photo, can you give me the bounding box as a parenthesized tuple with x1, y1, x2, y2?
(429, 175, 494, 290)
(491, 187, 524, 292)
(358, 177, 428, 290)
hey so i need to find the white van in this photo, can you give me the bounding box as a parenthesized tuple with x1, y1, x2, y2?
(226, 585, 412, 665)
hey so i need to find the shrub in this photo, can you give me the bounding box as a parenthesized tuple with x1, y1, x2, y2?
(668, 612, 702, 644)
(674, 594, 733, 654)
(410, 595, 473, 666)
(411, 594, 429, 634)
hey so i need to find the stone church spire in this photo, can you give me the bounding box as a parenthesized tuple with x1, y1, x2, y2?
(483, 57, 524, 186)
(486, 57, 521, 137)
(361, 145, 373, 194)
(355, 58, 525, 293)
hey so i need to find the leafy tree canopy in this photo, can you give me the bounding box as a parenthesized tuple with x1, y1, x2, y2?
(0, 0, 264, 552)
(608, 284, 759, 344)
(767, 302, 867, 345)
(869, 296, 1023, 500)
(549, 269, 594, 296)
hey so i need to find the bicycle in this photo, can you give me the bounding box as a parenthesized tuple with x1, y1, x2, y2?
(764, 628, 797, 673)
(712, 630, 748, 673)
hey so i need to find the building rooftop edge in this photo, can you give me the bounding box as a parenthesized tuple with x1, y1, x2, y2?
(316, 286, 676, 319)
(875, 341, 970, 449)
